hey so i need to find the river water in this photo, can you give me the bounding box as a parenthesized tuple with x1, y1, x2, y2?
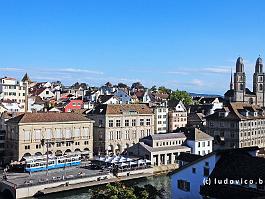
(35, 175, 171, 199)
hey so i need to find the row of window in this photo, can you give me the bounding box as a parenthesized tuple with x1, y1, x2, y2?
(109, 129, 152, 140)
(197, 141, 211, 147)
(106, 118, 151, 127)
(24, 141, 90, 150)
(156, 139, 184, 147)
(158, 115, 167, 119)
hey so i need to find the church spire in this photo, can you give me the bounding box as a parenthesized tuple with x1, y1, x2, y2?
(230, 68, 233, 90)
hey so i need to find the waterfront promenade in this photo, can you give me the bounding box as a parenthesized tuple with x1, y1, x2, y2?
(0, 164, 154, 199)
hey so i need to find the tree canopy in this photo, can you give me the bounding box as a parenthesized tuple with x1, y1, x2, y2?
(90, 183, 165, 199)
(170, 90, 193, 105)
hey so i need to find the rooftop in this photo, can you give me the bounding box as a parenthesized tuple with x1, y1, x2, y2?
(7, 112, 92, 123)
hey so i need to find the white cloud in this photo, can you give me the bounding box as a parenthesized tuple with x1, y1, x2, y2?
(191, 79, 204, 87)
(202, 66, 231, 74)
(59, 68, 104, 75)
(0, 67, 24, 71)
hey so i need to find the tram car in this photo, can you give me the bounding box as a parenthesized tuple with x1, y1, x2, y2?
(23, 153, 81, 172)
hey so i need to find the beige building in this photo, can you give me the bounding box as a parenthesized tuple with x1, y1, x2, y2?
(206, 102, 265, 150)
(4, 112, 94, 163)
(88, 104, 154, 155)
(127, 133, 191, 166)
(168, 101, 187, 132)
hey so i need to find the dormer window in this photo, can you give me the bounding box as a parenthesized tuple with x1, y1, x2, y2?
(254, 112, 258, 117)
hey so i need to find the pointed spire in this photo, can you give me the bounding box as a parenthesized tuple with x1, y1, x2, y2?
(230, 68, 233, 90)
(21, 73, 32, 83)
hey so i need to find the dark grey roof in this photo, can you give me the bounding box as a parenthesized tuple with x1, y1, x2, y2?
(176, 152, 202, 163)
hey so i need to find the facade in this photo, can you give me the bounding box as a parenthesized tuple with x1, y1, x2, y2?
(127, 133, 191, 166)
(225, 57, 265, 107)
(64, 99, 84, 112)
(0, 77, 26, 111)
(154, 106, 168, 134)
(4, 112, 94, 163)
(206, 102, 265, 150)
(88, 104, 154, 155)
(168, 101, 188, 132)
(113, 89, 132, 104)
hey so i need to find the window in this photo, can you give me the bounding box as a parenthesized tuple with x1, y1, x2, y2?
(202, 142, 205, 147)
(46, 91, 49, 95)
(110, 131, 114, 140)
(125, 120, 129, 127)
(192, 168, 196, 174)
(25, 145, 30, 150)
(73, 102, 76, 106)
(205, 162, 209, 167)
(177, 180, 190, 192)
(208, 141, 210, 146)
(125, 131, 129, 140)
(109, 120, 113, 127)
(132, 119, 136, 126)
(198, 142, 200, 147)
(146, 118, 151, 126)
(204, 167, 210, 176)
(140, 119, 144, 126)
(116, 120, 121, 127)
(99, 119, 103, 127)
(116, 131, 121, 139)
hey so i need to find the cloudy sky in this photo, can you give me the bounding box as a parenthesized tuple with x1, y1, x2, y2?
(0, 0, 265, 95)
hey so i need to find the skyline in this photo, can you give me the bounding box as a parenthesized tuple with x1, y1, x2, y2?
(0, 0, 265, 94)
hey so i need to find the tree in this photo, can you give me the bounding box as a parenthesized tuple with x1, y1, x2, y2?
(158, 86, 172, 95)
(170, 90, 193, 105)
(90, 183, 165, 199)
(150, 85, 157, 92)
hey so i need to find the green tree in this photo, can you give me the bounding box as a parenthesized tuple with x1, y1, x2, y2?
(158, 86, 172, 94)
(90, 183, 165, 199)
(170, 90, 193, 105)
(150, 85, 157, 92)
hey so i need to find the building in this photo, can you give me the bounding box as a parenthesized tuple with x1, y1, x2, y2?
(187, 112, 206, 128)
(127, 133, 191, 166)
(64, 99, 84, 112)
(113, 89, 132, 104)
(205, 102, 265, 150)
(4, 112, 94, 163)
(225, 56, 265, 107)
(170, 147, 260, 199)
(184, 127, 213, 156)
(168, 101, 187, 132)
(154, 106, 168, 134)
(0, 77, 27, 111)
(88, 104, 154, 155)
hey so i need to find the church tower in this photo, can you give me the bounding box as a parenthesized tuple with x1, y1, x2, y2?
(253, 57, 265, 107)
(234, 57, 246, 102)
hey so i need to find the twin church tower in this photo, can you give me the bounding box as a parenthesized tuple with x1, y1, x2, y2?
(225, 56, 265, 107)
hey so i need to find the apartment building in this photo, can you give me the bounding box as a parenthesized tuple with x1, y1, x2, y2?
(154, 106, 168, 134)
(4, 112, 94, 163)
(0, 77, 27, 111)
(206, 102, 265, 150)
(88, 104, 154, 155)
(168, 101, 188, 132)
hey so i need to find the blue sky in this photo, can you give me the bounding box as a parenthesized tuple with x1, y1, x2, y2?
(0, 0, 265, 94)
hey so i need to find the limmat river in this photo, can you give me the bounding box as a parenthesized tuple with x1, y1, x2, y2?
(35, 175, 171, 199)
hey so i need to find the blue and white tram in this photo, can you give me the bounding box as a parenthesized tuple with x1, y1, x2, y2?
(24, 154, 81, 172)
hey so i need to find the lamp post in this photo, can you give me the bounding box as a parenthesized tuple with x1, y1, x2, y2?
(41, 139, 49, 176)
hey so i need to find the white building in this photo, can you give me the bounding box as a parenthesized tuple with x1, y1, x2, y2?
(154, 106, 168, 134)
(185, 128, 213, 156)
(0, 77, 26, 111)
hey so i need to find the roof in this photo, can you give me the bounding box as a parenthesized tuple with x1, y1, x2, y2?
(143, 133, 186, 141)
(33, 96, 46, 104)
(169, 147, 259, 176)
(184, 127, 213, 141)
(176, 152, 202, 163)
(205, 102, 265, 121)
(97, 95, 118, 104)
(89, 104, 153, 115)
(6, 112, 92, 123)
(138, 142, 190, 153)
(201, 147, 265, 198)
(188, 112, 205, 122)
